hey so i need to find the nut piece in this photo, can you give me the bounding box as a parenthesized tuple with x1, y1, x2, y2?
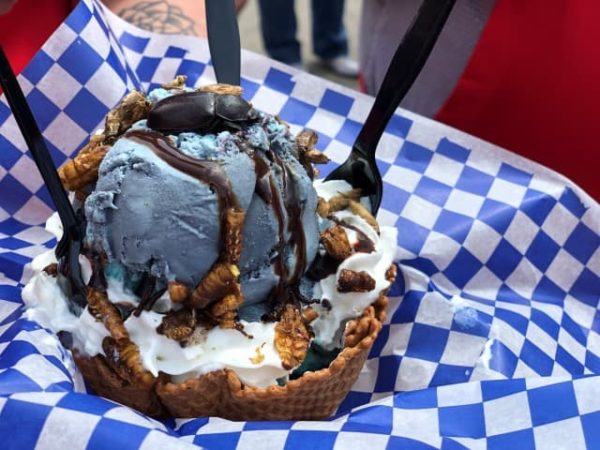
(59, 144, 109, 191)
(327, 195, 350, 213)
(348, 200, 379, 233)
(223, 208, 245, 265)
(157, 308, 196, 342)
(161, 75, 188, 90)
(189, 262, 240, 309)
(249, 345, 265, 365)
(296, 129, 325, 179)
(87, 288, 128, 341)
(341, 189, 363, 201)
(43, 263, 58, 276)
(302, 307, 319, 324)
(317, 197, 330, 217)
(87, 288, 155, 385)
(337, 269, 376, 293)
(275, 304, 312, 370)
(321, 190, 380, 227)
(304, 149, 329, 164)
(200, 83, 243, 96)
(102, 336, 156, 385)
(210, 291, 243, 329)
(385, 263, 397, 283)
(296, 130, 328, 164)
(101, 336, 154, 385)
(75, 190, 88, 202)
(104, 90, 150, 144)
(296, 129, 318, 152)
(320, 224, 352, 260)
(344, 305, 378, 348)
(168, 281, 190, 303)
(318, 189, 362, 218)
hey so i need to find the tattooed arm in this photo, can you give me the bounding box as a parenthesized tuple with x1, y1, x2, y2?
(103, 0, 248, 37)
(103, 0, 207, 36)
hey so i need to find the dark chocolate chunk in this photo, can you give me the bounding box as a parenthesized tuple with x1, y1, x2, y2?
(43, 263, 58, 276)
(114, 302, 136, 321)
(306, 254, 340, 281)
(337, 269, 376, 293)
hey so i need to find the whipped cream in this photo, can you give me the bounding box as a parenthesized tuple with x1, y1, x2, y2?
(125, 311, 287, 388)
(312, 181, 398, 349)
(22, 214, 108, 357)
(23, 272, 110, 358)
(21, 215, 127, 354)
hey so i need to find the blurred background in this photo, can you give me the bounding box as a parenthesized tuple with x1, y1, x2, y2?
(238, 0, 361, 89)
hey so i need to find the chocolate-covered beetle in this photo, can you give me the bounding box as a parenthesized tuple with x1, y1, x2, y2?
(147, 91, 258, 133)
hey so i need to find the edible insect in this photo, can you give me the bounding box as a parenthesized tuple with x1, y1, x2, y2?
(147, 91, 257, 133)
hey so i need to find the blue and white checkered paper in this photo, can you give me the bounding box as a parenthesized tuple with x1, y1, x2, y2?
(1, 1, 599, 449)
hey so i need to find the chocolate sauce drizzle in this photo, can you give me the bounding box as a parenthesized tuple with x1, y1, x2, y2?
(252, 152, 272, 204)
(133, 276, 157, 317)
(354, 235, 376, 253)
(261, 148, 309, 313)
(87, 252, 107, 292)
(306, 254, 339, 281)
(269, 176, 287, 285)
(270, 150, 307, 284)
(114, 302, 136, 321)
(126, 131, 241, 244)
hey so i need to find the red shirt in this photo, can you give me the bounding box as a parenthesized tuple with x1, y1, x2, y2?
(0, 0, 75, 74)
(437, 0, 600, 200)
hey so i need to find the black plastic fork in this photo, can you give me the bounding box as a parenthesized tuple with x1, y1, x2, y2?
(325, 0, 456, 213)
(0, 46, 87, 310)
(205, 0, 241, 86)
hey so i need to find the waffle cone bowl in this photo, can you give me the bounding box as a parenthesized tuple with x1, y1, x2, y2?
(73, 292, 390, 421)
(26, 79, 400, 422)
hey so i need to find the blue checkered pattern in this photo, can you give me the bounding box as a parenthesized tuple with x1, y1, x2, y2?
(1, 1, 599, 449)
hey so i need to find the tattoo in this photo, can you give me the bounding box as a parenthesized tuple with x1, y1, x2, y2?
(119, 1, 196, 36)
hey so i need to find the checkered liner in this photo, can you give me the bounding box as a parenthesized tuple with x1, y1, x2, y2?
(0, 1, 599, 449)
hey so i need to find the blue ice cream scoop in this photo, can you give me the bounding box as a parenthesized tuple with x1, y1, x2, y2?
(84, 92, 319, 312)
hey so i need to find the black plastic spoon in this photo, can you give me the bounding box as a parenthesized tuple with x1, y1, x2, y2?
(0, 46, 87, 310)
(325, 0, 456, 213)
(205, 0, 241, 86)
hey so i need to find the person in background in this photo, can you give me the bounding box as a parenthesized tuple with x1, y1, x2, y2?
(257, 0, 358, 77)
(360, 0, 600, 200)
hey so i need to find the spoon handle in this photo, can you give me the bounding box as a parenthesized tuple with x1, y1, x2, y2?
(0, 46, 81, 240)
(354, 0, 456, 159)
(205, 0, 241, 86)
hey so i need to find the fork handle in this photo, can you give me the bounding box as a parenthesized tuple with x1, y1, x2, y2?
(354, 0, 456, 159)
(206, 0, 241, 86)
